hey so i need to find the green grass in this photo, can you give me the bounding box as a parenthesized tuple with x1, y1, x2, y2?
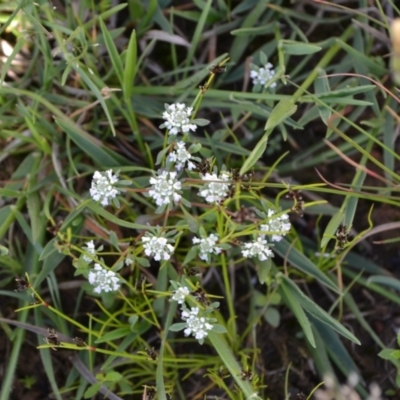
(1, 0, 400, 399)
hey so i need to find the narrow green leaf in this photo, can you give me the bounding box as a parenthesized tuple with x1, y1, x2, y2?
(321, 209, 344, 248)
(239, 135, 268, 175)
(231, 23, 276, 36)
(168, 323, 187, 331)
(0, 36, 25, 84)
(367, 275, 400, 292)
(84, 383, 102, 399)
(55, 118, 122, 167)
(282, 40, 322, 55)
(306, 325, 336, 381)
(274, 239, 338, 292)
(314, 69, 331, 125)
(99, 19, 124, 86)
(85, 202, 149, 230)
(207, 331, 262, 398)
(157, 303, 177, 400)
(336, 38, 387, 76)
(123, 29, 137, 101)
(279, 279, 315, 347)
(310, 316, 361, 380)
(74, 65, 116, 137)
(310, 85, 376, 99)
(95, 327, 131, 344)
(185, 0, 213, 69)
(265, 98, 298, 132)
(280, 274, 360, 345)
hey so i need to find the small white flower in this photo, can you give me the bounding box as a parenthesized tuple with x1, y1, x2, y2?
(89, 170, 120, 206)
(159, 103, 197, 135)
(181, 307, 213, 341)
(125, 257, 133, 266)
(88, 263, 120, 294)
(142, 233, 174, 261)
(198, 171, 231, 204)
(250, 63, 277, 88)
(242, 237, 273, 261)
(82, 240, 97, 264)
(260, 209, 291, 242)
(168, 141, 196, 170)
(148, 170, 182, 207)
(192, 234, 222, 261)
(171, 286, 190, 304)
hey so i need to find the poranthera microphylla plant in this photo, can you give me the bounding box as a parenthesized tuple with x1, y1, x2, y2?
(16, 57, 298, 399)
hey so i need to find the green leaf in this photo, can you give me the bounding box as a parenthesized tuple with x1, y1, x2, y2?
(86, 202, 149, 230)
(207, 331, 261, 399)
(274, 239, 338, 292)
(265, 98, 298, 132)
(99, 19, 124, 87)
(230, 23, 276, 36)
(321, 209, 344, 248)
(314, 69, 331, 125)
(263, 307, 280, 328)
(181, 206, 199, 233)
(367, 275, 400, 292)
(182, 246, 198, 266)
(192, 118, 210, 126)
(0, 245, 8, 255)
(211, 324, 228, 334)
(129, 315, 139, 331)
(257, 258, 271, 284)
(56, 118, 123, 167)
(169, 322, 187, 331)
(378, 348, 396, 360)
(123, 29, 137, 101)
(105, 371, 123, 382)
(281, 40, 322, 55)
(310, 85, 376, 99)
(279, 279, 315, 347)
(239, 135, 268, 176)
(310, 315, 361, 379)
(95, 327, 131, 344)
(84, 382, 102, 399)
(279, 274, 360, 345)
(109, 231, 119, 249)
(74, 65, 116, 137)
(136, 257, 150, 267)
(390, 350, 400, 359)
(337, 39, 387, 76)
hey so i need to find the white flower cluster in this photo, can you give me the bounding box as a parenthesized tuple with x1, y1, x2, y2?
(198, 171, 232, 204)
(260, 209, 291, 242)
(250, 63, 277, 88)
(168, 141, 196, 171)
(88, 263, 120, 294)
(90, 170, 120, 206)
(148, 170, 182, 207)
(242, 237, 273, 261)
(82, 240, 97, 264)
(181, 307, 213, 341)
(192, 234, 222, 261)
(142, 233, 174, 261)
(171, 286, 190, 304)
(160, 103, 197, 135)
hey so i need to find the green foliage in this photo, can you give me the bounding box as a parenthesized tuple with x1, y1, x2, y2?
(1, 1, 400, 399)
